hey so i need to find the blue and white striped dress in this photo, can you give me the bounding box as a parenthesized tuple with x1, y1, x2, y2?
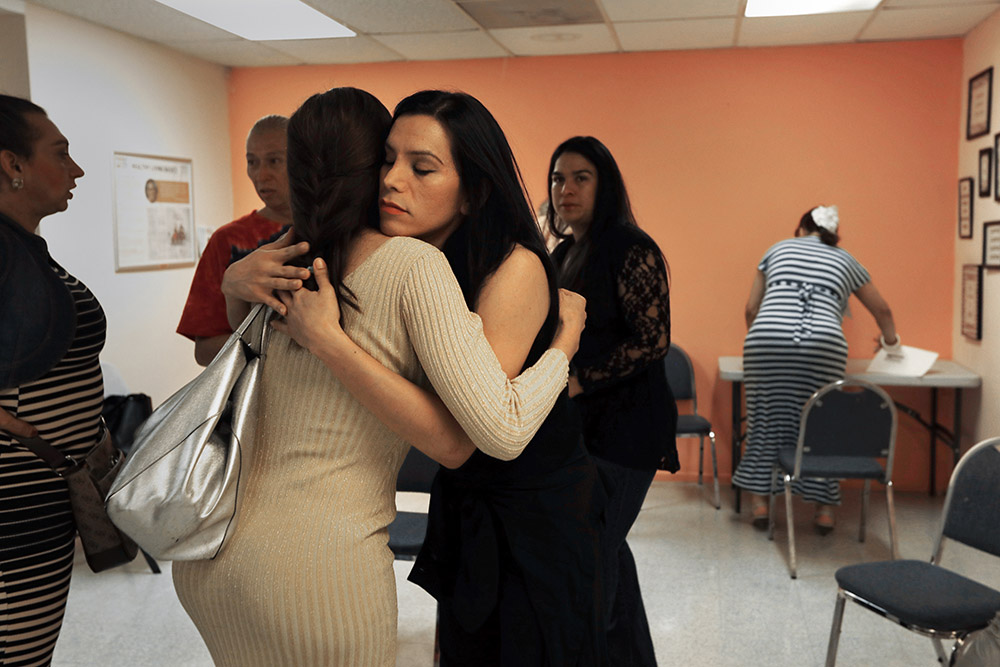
(733, 236, 870, 504)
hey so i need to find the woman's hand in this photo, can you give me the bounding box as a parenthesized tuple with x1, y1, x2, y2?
(221, 230, 312, 315)
(552, 288, 586, 361)
(271, 257, 347, 355)
(0, 407, 37, 439)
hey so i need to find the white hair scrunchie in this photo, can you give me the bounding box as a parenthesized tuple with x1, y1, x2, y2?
(811, 205, 839, 233)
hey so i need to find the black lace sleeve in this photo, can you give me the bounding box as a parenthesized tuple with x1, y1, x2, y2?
(575, 243, 671, 393)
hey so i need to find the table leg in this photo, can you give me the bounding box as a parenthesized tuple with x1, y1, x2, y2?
(929, 388, 937, 496)
(732, 380, 743, 514)
(953, 389, 963, 470)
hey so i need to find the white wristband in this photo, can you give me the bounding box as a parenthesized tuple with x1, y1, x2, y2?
(880, 334, 902, 353)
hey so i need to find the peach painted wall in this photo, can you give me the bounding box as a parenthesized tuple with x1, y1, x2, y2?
(228, 39, 961, 492)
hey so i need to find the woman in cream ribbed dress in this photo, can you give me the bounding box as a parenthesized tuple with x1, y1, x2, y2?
(171, 88, 573, 667)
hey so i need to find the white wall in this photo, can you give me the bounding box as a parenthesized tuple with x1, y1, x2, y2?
(24, 4, 233, 404)
(956, 9, 1000, 443)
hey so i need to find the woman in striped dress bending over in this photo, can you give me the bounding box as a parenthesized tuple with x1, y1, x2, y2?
(733, 206, 899, 532)
(0, 95, 93, 666)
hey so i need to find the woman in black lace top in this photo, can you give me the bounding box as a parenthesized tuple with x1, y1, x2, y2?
(548, 136, 677, 667)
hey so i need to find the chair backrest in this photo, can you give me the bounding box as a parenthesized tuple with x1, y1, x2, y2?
(936, 437, 1000, 559)
(396, 446, 440, 493)
(795, 379, 898, 477)
(664, 343, 696, 406)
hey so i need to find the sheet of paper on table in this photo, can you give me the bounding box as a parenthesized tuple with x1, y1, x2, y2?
(866, 345, 939, 376)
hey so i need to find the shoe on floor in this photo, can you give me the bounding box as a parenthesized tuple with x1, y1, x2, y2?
(814, 506, 835, 535)
(751, 501, 769, 530)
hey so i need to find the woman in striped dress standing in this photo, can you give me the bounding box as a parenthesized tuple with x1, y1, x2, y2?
(0, 94, 93, 666)
(733, 206, 899, 532)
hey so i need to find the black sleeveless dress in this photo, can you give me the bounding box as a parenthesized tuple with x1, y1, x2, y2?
(408, 236, 609, 665)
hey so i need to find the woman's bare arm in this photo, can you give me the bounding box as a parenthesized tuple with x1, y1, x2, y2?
(854, 281, 898, 345)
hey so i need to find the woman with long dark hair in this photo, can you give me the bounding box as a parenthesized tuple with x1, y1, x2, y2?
(0, 94, 92, 666)
(548, 135, 677, 667)
(174, 88, 586, 666)
(229, 90, 609, 664)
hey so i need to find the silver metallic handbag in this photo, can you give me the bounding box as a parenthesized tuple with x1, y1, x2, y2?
(105, 304, 273, 560)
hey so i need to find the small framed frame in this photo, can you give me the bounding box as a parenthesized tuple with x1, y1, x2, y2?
(995, 134, 1000, 203)
(967, 67, 993, 140)
(961, 265, 983, 340)
(984, 221, 1000, 269)
(959, 177, 974, 239)
(980, 148, 993, 198)
(112, 152, 196, 272)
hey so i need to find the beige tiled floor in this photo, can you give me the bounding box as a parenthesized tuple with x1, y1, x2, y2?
(52, 482, 1000, 666)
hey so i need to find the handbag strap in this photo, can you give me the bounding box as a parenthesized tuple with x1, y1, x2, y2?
(10, 421, 108, 475)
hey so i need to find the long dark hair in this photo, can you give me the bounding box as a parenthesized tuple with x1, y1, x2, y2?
(0, 94, 46, 163)
(797, 207, 840, 246)
(286, 87, 391, 310)
(392, 90, 558, 347)
(545, 136, 642, 287)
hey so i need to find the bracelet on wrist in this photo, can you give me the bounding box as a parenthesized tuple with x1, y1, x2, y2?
(880, 334, 901, 349)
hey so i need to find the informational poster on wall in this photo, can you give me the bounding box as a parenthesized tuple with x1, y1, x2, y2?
(112, 152, 196, 271)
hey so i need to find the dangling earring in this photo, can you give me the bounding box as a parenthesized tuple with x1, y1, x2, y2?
(11, 177, 24, 190)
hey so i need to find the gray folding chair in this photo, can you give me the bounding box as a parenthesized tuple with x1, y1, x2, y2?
(767, 378, 898, 578)
(663, 343, 719, 509)
(825, 437, 1000, 666)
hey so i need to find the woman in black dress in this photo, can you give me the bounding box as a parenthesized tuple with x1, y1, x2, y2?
(0, 94, 96, 666)
(548, 136, 678, 667)
(230, 90, 608, 665)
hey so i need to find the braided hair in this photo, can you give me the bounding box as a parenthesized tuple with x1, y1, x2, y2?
(286, 87, 391, 311)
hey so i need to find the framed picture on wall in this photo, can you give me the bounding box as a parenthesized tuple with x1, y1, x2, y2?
(995, 134, 1000, 202)
(959, 177, 974, 239)
(980, 148, 993, 197)
(967, 67, 993, 140)
(112, 152, 196, 272)
(961, 265, 983, 340)
(984, 221, 1000, 269)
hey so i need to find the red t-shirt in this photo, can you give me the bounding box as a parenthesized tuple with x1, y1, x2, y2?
(176, 211, 283, 341)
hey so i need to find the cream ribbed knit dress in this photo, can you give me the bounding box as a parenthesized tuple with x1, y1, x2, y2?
(172, 236, 567, 666)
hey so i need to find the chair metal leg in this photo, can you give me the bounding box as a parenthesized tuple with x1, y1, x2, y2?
(825, 589, 847, 667)
(709, 431, 720, 510)
(932, 637, 948, 664)
(886, 480, 898, 560)
(698, 435, 705, 485)
(768, 466, 779, 541)
(784, 474, 797, 579)
(859, 479, 871, 544)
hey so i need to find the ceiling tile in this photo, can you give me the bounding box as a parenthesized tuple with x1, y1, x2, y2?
(739, 11, 871, 47)
(31, 0, 240, 41)
(457, 0, 601, 28)
(304, 0, 478, 34)
(374, 30, 509, 60)
(862, 4, 1000, 39)
(489, 23, 617, 55)
(265, 35, 403, 63)
(602, 0, 741, 22)
(616, 18, 737, 51)
(163, 40, 301, 67)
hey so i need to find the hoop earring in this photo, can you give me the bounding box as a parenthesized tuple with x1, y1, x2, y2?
(11, 177, 24, 190)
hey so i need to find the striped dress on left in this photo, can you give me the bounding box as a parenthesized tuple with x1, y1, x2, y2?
(0, 260, 105, 667)
(733, 236, 869, 505)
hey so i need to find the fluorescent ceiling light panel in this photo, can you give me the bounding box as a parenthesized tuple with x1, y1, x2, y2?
(745, 0, 880, 17)
(152, 0, 355, 40)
